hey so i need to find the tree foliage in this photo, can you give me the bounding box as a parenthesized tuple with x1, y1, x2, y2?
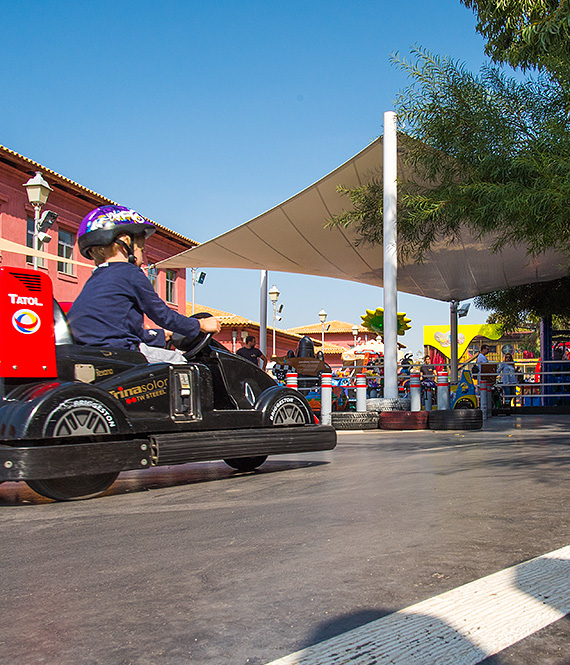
(330, 47, 570, 263)
(461, 0, 570, 75)
(329, 4, 570, 324)
(474, 276, 570, 331)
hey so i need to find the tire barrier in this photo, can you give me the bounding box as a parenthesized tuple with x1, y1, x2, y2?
(379, 410, 428, 430)
(428, 409, 483, 430)
(331, 411, 379, 430)
(366, 397, 410, 412)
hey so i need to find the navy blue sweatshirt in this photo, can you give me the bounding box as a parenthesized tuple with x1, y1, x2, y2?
(67, 262, 200, 351)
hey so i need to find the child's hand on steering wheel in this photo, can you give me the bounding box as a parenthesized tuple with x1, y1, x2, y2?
(199, 317, 221, 335)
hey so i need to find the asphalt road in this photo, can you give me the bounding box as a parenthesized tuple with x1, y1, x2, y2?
(1, 415, 570, 665)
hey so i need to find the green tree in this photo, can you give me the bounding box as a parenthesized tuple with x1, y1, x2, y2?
(329, 4, 570, 333)
(331, 47, 570, 263)
(461, 0, 570, 74)
(474, 277, 570, 330)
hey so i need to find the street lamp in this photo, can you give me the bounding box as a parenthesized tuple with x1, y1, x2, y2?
(268, 284, 280, 358)
(23, 171, 57, 271)
(352, 324, 359, 346)
(318, 308, 327, 352)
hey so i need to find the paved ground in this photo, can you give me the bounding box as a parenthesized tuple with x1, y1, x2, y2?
(1, 415, 569, 664)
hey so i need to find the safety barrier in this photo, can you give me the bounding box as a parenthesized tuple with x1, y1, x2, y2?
(276, 356, 570, 415)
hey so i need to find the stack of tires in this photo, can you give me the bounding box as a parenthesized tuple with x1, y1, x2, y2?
(331, 397, 412, 430)
(330, 411, 379, 430)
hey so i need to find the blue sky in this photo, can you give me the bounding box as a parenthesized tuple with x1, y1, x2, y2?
(2, 0, 493, 356)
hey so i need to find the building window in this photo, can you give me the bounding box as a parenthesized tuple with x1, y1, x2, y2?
(148, 266, 158, 291)
(26, 216, 46, 268)
(165, 270, 176, 304)
(57, 229, 75, 275)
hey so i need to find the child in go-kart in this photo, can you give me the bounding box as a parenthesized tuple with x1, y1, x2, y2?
(67, 205, 221, 363)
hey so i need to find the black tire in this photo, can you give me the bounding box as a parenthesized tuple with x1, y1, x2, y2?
(224, 456, 268, 472)
(428, 409, 483, 430)
(379, 411, 428, 430)
(257, 388, 313, 426)
(27, 473, 119, 502)
(331, 411, 379, 430)
(366, 398, 402, 412)
(25, 386, 130, 501)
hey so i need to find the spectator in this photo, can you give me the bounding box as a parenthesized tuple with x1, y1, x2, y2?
(498, 352, 517, 406)
(236, 335, 267, 369)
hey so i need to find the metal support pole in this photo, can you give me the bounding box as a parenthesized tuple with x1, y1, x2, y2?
(32, 204, 41, 271)
(271, 301, 277, 359)
(450, 300, 458, 383)
(259, 270, 268, 358)
(383, 111, 398, 399)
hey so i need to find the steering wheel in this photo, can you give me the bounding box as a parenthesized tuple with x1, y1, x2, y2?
(169, 312, 214, 358)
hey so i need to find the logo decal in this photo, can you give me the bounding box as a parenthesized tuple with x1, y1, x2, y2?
(12, 309, 41, 334)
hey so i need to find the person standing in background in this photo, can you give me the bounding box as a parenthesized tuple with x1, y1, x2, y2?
(236, 335, 267, 369)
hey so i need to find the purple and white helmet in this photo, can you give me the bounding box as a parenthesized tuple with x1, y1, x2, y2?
(77, 205, 156, 258)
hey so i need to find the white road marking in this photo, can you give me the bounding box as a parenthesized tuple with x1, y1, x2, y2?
(265, 545, 570, 665)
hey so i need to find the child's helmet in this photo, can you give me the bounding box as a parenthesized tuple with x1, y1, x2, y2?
(78, 205, 156, 258)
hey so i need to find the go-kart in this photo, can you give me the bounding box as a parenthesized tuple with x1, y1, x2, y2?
(0, 268, 336, 501)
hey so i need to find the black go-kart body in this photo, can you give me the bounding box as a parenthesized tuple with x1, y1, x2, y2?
(0, 267, 336, 501)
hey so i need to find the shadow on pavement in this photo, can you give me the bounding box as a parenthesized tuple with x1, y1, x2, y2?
(0, 459, 329, 505)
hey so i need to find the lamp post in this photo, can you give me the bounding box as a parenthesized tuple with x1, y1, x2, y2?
(23, 171, 55, 271)
(352, 324, 359, 346)
(318, 308, 327, 353)
(268, 284, 280, 359)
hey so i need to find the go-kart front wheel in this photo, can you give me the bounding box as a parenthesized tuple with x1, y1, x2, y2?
(256, 387, 314, 426)
(224, 456, 268, 472)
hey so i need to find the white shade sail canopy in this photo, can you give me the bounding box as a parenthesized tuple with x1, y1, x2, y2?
(157, 136, 569, 302)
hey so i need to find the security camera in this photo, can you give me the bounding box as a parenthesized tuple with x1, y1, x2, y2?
(36, 210, 58, 234)
(457, 303, 470, 318)
(36, 231, 52, 244)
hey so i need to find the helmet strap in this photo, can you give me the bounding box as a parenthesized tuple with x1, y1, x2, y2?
(114, 236, 137, 264)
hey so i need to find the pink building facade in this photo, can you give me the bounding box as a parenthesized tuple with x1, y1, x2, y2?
(0, 144, 195, 312)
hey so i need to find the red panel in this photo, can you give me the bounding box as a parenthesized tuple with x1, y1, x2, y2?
(0, 267, 56, 378)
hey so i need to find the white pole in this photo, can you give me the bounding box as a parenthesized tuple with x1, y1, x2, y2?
(321, 373, 332, 425)
(383, 111, 398, 399)
(259, 270, 268, 357)
(356, 374, 367, 412)
(410, 371, 421, 411)
(450, 300, 458, 382)
(272, 302, 277, 358)
(191, 268, 196, 315)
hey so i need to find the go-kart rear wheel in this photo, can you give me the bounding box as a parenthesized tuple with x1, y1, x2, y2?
(27, 473, 119, 502)
(25, 387, 130, 501)
(224, 456, 268, 472)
